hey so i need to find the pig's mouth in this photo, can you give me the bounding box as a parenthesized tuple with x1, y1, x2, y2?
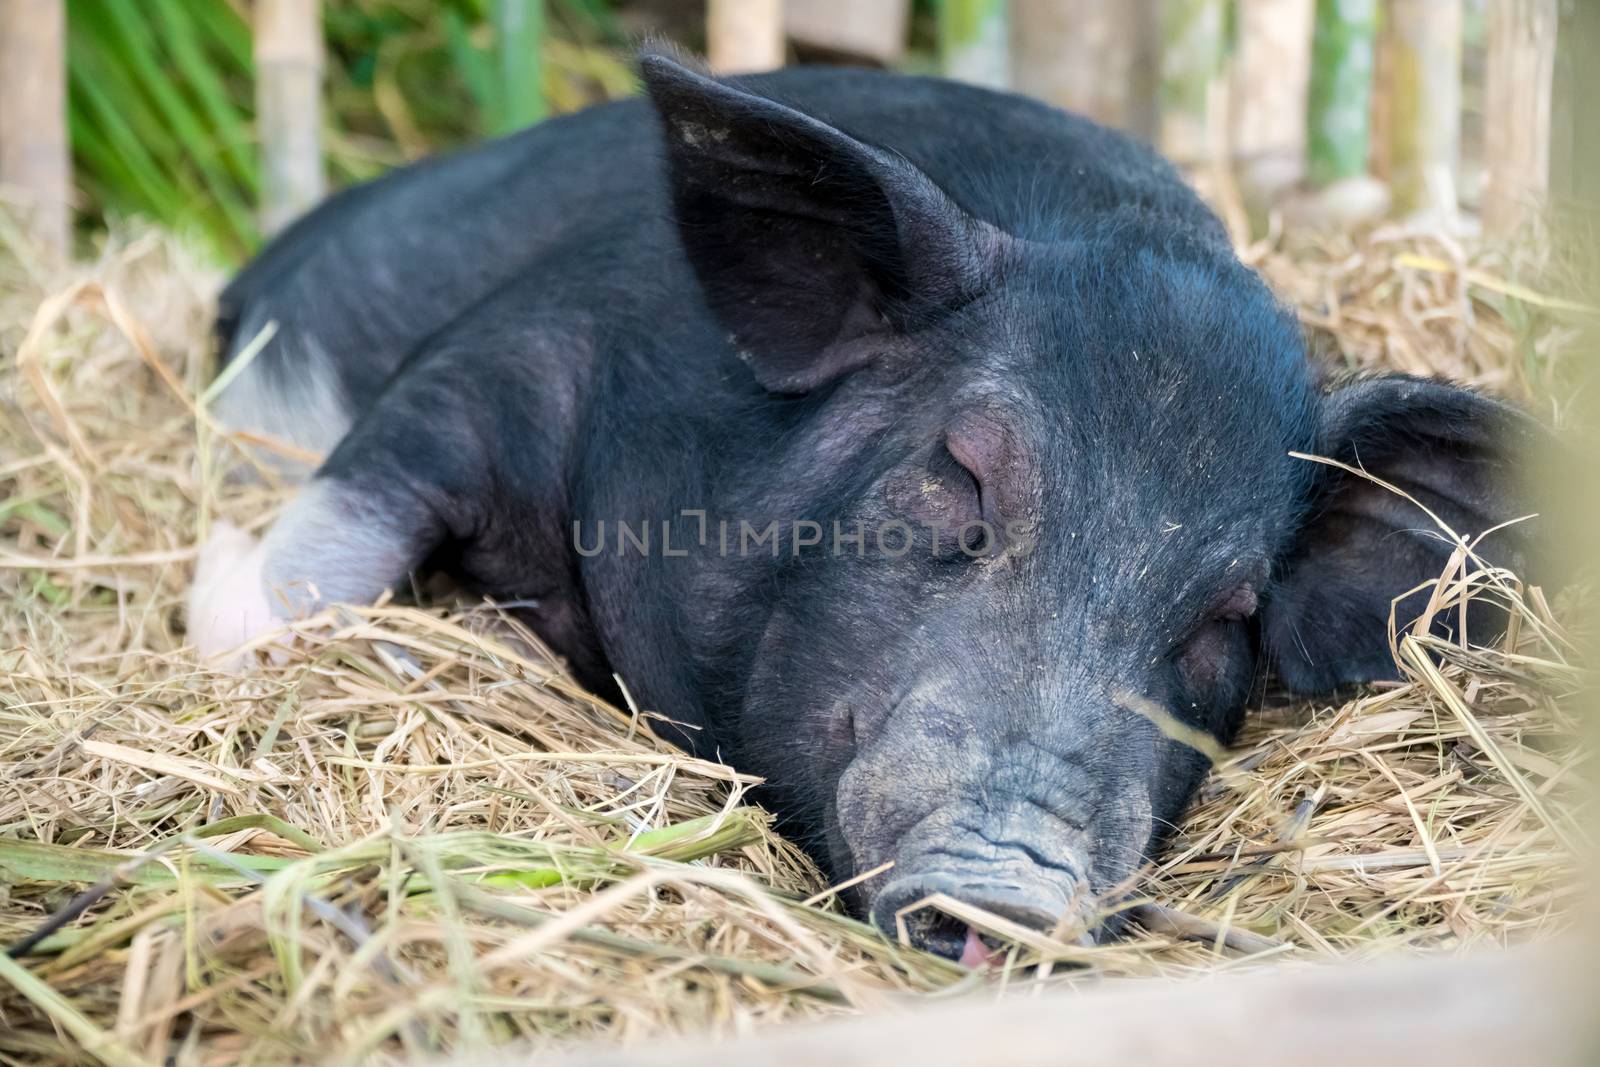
(888, 905, 979, 962)
(891, 908, 1003, 968)
(868, 863, 1095, 965)
(908, 913, 1004, 969)
(882, 896, 1093, 969)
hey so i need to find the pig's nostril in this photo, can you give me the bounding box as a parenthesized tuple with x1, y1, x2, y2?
(910, 912, 969, 961)
(872, 878, 965, 958)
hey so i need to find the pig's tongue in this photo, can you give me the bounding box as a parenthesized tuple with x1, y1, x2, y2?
(958, 926, 996, 969)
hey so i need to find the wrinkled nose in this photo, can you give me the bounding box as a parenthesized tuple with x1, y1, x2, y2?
(871, 872, 1070, 959)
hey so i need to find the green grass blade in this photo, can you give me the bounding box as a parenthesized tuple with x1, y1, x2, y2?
(0, 837, 288, 888)
(476, 808, 767, 889)
(183, 0, 254, 71)
(190, 813, 327, 854)
(147, 0, 260, 197)
(93, 1, 257, 249)
(67, 69, 187, 223)
(445, 9, 499, 120)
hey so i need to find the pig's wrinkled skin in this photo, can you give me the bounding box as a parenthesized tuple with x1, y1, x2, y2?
(193, 54, 1543, 958)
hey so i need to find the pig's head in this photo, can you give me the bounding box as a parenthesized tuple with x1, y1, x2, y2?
(642, 56, 1544, 957)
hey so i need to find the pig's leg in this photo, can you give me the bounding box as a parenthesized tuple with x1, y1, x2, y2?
(193, 294, 587, 666)
(188, 476, 443, 664)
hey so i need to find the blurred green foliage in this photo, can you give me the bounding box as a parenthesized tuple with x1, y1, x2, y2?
(68, 1, 259, 260)
(67, 0, 637, 263)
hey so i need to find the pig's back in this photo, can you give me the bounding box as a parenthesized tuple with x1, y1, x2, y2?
(216, 66, 1221, 456)
(216, 98, 650, 412)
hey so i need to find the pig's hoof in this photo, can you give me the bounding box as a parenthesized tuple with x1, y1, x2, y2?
(187, 521, 287, 668)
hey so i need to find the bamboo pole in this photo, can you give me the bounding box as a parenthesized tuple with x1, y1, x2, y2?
(707, 0, 785, 75)
(1482, 0, 1558, 234)
(1550, 0, 1597, 208)
(1229, 0, 1315, 190)
(255, 0, 325, 237)
(1159, 0, 1228, 164)
(494, 0, 545, 131)
(938, 0, 1011, 91)
(1012, 0, 1143, 130)
(0, 0, 70, 261)
(1127, 0, 1162, 142)
(1305, 0, 1379, 187)
(785, 0, 908, 65)
(1383, 0, 1463, 218)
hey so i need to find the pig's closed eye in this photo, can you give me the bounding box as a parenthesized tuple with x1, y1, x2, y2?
(886, 443, 985, 556)
(932, 441, 983, 518)
(1174, 584, 1258, 689)
(1177, 619, 1241, 688)
(939, 443, 995, 555)
(945, 445, 991, 552)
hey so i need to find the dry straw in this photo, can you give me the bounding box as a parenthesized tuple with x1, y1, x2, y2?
(0, 217, 1589, 1066)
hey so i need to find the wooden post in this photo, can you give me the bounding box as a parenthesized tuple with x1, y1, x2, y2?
(707, 0, 785, 75)
(1305, 0, 1379, 187)
(1159, 0, 1228, 164)
(1012, 0, 1143, 130)
(1229, 0, 1315, 193)
(1482, 0, 1559, 234)
(785, 0, 908, 66)
(938, 0, 1011, 91)
(1384, 0, 1463, 217)
(0, 0, 70, 261)
(1551, 0, 1598, 209)
(255, 0, 325, 237)
(1126, 0, 1162, 142)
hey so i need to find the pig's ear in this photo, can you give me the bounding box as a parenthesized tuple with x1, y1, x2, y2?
(1263, 376, 1545, 693)
(640, 54, 998, 394)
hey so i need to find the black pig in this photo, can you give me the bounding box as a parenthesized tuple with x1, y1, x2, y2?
(191, 55, 1541, 961)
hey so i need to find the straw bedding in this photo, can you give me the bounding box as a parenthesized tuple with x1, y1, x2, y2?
(0, 220, 1588, 1066)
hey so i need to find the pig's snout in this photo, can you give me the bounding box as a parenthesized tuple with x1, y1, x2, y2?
(870, 867, 1084, 962)
(836, 696, 1146, 962)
